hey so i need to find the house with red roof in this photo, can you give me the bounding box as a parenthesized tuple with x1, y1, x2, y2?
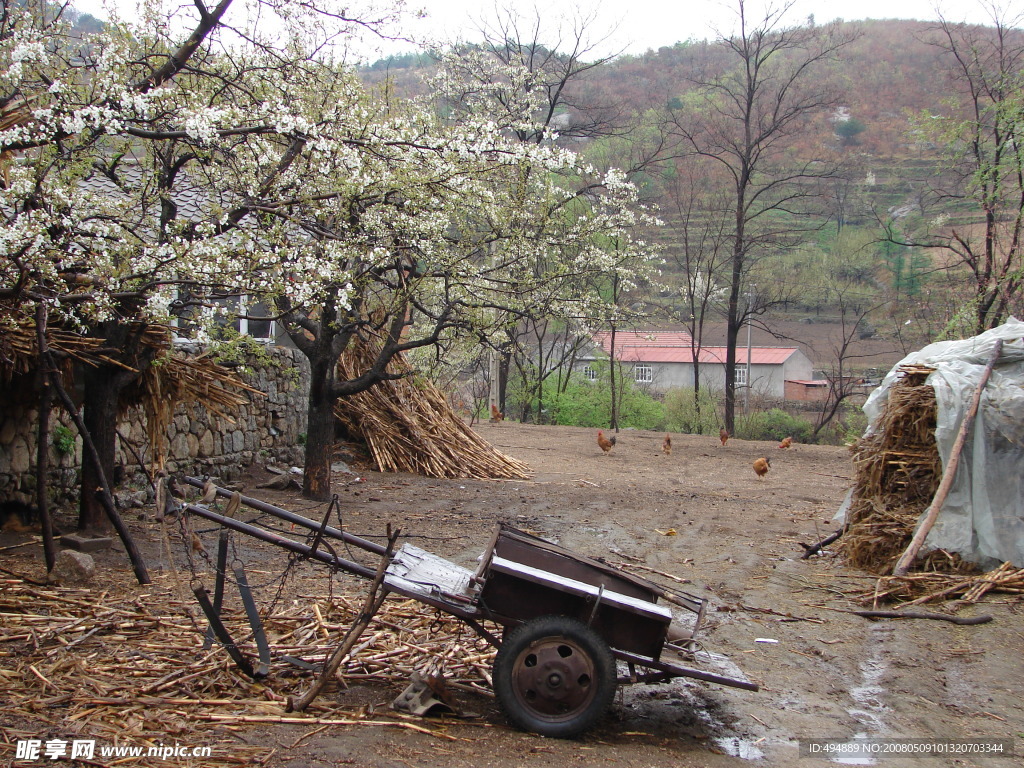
(582, 330, 815, 399)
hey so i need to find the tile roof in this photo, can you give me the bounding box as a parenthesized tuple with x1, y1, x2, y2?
(592, 331, 798, 366)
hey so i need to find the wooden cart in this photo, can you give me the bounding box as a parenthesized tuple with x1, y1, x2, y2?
(183, 479, 758, 738)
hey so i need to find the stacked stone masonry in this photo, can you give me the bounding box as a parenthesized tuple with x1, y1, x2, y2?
(0, 347, 310, 507)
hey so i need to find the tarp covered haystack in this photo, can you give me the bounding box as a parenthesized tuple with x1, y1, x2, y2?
(839, 318, 1024, 573)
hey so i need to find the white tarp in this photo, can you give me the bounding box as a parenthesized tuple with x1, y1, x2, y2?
(860, 318, 1024, 570)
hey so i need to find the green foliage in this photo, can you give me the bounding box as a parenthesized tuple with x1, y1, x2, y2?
(206, 330, 278, 374)
(735, 408, 814, 443)
(662, 387, 721, 435)
(543, 378, 666, 430)
(837, 408, 869, 445)
(881, 241, 930, 298)
(52, 424, 76, 456)
(835, 117, 866, 145)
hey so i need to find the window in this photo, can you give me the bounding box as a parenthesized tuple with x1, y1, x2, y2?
(172, 290, 275, 343)
(735, 366, 748, 386)
(583, 365, 598, 382)
(635, 364, 653, 383)
(236, 296, 275, 341)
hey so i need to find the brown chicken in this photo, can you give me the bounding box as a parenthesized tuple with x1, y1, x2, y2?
(597, 430, 616, 455)
(753, 457, 771, 479)
(719, 428, 729, 446)
(778, 436, 793, 449)
(662, 433, 672, 455)
(490, 403, 504, 422)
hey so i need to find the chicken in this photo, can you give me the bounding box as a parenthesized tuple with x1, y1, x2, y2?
(719, 428, 730, 446)
(490, 403, 504, 422)
(778, 436, 793, 450)
(597, 430, 616, 455)
(753, 456, 771, 479)
(662, 433, 672, 455)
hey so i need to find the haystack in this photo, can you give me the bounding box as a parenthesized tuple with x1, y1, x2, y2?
(837, 364, 958, 574)
(835, 319, 1024, 605)
(333, 342, 530, 481)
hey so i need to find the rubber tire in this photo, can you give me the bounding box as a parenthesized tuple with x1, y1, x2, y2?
(493, 615, 617, 738)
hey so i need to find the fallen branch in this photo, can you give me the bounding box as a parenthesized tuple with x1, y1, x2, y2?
(851, 610, 992, 625)
(799, 528, 845, 559)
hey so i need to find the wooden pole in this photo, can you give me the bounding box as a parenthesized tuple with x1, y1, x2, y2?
(286, 528, 399, 713)
(34, 306, 57, 572)
(892, 339, 1003, 577)
(41, 348, 151, 584)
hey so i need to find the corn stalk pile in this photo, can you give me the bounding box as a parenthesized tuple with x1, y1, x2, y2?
(855, 560, 1024, 608)
(334, 343, 530, 480)
(0, 571, 496, 768)
(837, 364, 1024, 606)
(838, 365, 947, 573)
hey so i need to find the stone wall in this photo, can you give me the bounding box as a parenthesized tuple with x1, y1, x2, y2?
(0, 346, 310, 507)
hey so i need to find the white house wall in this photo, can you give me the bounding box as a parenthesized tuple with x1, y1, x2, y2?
(584, 348, 814, 399)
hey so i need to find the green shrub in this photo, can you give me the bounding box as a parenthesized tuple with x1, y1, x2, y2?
(663, 387, 722, 435)
(544, 378, 666, 430)
(52, 424, 76, 456)
(736, 408, 814, 443)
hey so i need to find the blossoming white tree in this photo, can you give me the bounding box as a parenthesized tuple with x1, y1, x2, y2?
(1, 0, 659, 513)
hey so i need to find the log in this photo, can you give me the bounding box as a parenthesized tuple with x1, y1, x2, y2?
(892, 339, 1003, 577)
(852, 610, 992, 625)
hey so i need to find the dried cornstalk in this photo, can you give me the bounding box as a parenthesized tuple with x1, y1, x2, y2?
(838, 366, 963, 575)
(0, 566, 496, 768)
(334, 340, 530, 480)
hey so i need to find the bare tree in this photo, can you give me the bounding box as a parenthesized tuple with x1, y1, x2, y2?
(904, 5, 1024, 334)
(665, 0, 855, 432)
(661, 157, 732, 424)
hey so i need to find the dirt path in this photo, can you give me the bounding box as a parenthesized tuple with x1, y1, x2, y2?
(3, 422, 1020, 767)
(246, 423, 1021, 768)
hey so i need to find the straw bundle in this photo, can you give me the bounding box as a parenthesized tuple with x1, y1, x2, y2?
(125, 344, 263, 467)
(333, 343, 530, 480)
(837, 365, 968, 574)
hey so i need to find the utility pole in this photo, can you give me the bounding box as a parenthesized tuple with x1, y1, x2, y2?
(488, 348, 500, 419)
(744, 284, 755, 413)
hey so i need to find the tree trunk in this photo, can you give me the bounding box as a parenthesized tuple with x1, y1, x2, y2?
(79, 364, 122, 533)
(303, 358, 336, 502)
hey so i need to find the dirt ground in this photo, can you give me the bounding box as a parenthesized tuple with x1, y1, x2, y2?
(2, 421, 1021, 767)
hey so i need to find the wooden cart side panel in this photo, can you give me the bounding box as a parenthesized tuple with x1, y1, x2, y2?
(492, 526, 659, 602)
(479, 562, 671, 658)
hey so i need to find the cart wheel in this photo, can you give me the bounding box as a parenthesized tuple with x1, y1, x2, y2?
(493, 615, 616, 738)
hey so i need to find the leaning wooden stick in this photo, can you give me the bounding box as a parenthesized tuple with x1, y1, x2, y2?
(892, 339, 1003, 577)
(287, 528, 400, 712)
(852, 610, 992, 625)
(800, 528, 845, 559)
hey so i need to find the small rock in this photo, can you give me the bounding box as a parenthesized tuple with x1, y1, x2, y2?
(50, 550, 96, 586)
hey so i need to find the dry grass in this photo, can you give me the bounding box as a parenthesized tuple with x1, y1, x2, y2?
(836, 364, 1024, 607)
